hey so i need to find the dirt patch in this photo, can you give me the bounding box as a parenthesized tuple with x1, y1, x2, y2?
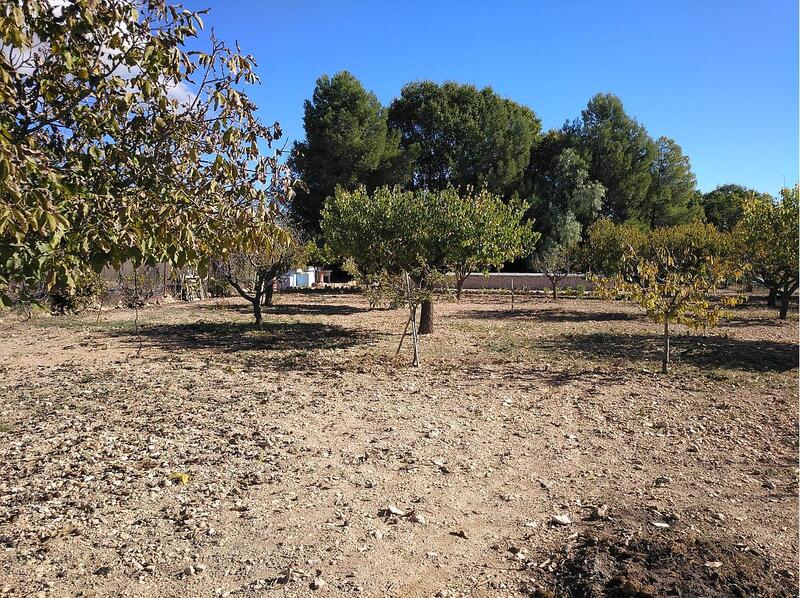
(536, 511, 796, 597)
(0, 293, 796, 597)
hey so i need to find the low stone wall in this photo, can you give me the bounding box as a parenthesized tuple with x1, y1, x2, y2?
(459, 273, 590, 291)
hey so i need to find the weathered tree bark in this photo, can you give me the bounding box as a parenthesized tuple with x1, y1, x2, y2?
(662, 319, 670, 374)
(252, 297, 263, 329)
(418, 300, 434, 335)
(767, 286, 777, 308)
(551, 281, 558, 300)
(779, 280, 797, 319)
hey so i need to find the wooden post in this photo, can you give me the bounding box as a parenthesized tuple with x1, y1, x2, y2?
(405, 273, 420, 367)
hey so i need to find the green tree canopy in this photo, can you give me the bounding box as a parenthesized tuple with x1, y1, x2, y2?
(734, 186, 799, 319)
(387, 81, 540, 195)
(702, 184, 772, 231)
(0, 0, 288, 303)
(288, 71, 406, 234)
(591, 221, 741, 372)
(526, 146, 605, 250)
(641, 136, 703, 227)
(321, 186, 537, 334)
(568, 93, 657, 223)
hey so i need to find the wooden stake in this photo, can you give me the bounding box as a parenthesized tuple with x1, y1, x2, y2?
(405, 272, 420, 367)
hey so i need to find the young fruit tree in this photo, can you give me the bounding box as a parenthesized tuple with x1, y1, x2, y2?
(590, 222, 743, 373)
(321, 186, 537, 348)
(214, 229, 306, 328)
(0, 1, 290, 304)
(532, 242, 581, 300)
(734, 186, 799, 319)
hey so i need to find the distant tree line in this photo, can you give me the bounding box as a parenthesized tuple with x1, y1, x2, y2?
(288, 71, 774, 255)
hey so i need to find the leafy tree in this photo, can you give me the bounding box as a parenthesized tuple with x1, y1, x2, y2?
(591, 222, 742, 373)
(584, 218, 647, 275)
(443, 191, 534, 300)
(321, 186, 537, 336)
(641, 136, 703, 227)
(702, 184, 772, 232)
(532, 241, 581, 300)
(215, 230, 306, 328)
(0, 1, 288, 304)
(387, 81, 540, 194)
(734, 186, 799, 319)
(568, 93, 657, 223)
(288, 71, 406, 233)
(526, 146, 605, 249)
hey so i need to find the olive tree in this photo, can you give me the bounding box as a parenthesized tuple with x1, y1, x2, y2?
(0, 1, 290, 304)
(734, 186, 799, 319)
(321, 186, 537, 336)
(590, 222, 743, 373)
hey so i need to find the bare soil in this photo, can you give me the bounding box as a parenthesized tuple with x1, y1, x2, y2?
(0, 292, 797, 597)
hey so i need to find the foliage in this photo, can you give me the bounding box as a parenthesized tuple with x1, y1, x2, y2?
(567, 93, 658, 223)
(531, 242, 581, 299)
(584, 218, 647, 274)
(321, 186, 537, 332)
(641, 136, 704, 227)
(734, 186, 799, 319)
(591, 222, 743, 372)
(215, 229, 307, 327)
(388, 81, 540, 194)
(526, 146, 605, 250)
(702, 184, 773, 231)
(288, 71, 406, 233)
(0, 1, 289, 305)
(49, 270, 107, 315)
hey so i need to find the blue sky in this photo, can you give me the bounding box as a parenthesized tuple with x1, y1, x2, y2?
(185, 0, 798, 194)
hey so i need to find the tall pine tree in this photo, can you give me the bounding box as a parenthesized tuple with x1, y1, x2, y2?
(288, 71, 407, 233)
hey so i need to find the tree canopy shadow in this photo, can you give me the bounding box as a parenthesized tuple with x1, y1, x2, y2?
(542, 332, 798, 372)
(459, 306, 640, 323)
(112, 320, 374, 356)
(200, 301, 370, 317)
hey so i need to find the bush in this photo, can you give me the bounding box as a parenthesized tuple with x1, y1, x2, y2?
(119, 269, 160, 308)
(50, 271, 107, 315)
(207, 276, 231, 298)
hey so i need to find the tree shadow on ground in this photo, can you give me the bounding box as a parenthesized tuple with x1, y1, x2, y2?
(459, 306, 640, 323)
(113, 320, 373, 356)
(200, 301, 370, 317)
(542, 332, 798, 373)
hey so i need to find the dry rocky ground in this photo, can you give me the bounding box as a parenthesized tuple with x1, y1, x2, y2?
(0, 291, 797, 597)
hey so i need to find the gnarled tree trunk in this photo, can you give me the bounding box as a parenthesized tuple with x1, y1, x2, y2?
(662, 319, 670, 374)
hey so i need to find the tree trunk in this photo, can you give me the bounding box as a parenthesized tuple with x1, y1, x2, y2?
(252, 299, 262, 329)
(418, 299, 434, 335)
(456, 277, 465, 301)
(779, 289, 791, 319)
(264, 282, 274, 307)
(552, 281, 558, 300)
(767, 286, 777, 308)
(662, 319, 670, 374)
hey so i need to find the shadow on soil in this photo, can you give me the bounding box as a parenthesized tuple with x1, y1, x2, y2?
(113, 320, 373, 356)
(460, 306, 640, 323)
(200, 301, 370, 317)
(544, 332, 798, 372)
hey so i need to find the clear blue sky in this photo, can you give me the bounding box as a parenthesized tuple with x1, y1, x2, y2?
(185, 0, 798, 194)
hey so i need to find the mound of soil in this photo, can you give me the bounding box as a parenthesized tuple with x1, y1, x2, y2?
(545, 529, 796, 598)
